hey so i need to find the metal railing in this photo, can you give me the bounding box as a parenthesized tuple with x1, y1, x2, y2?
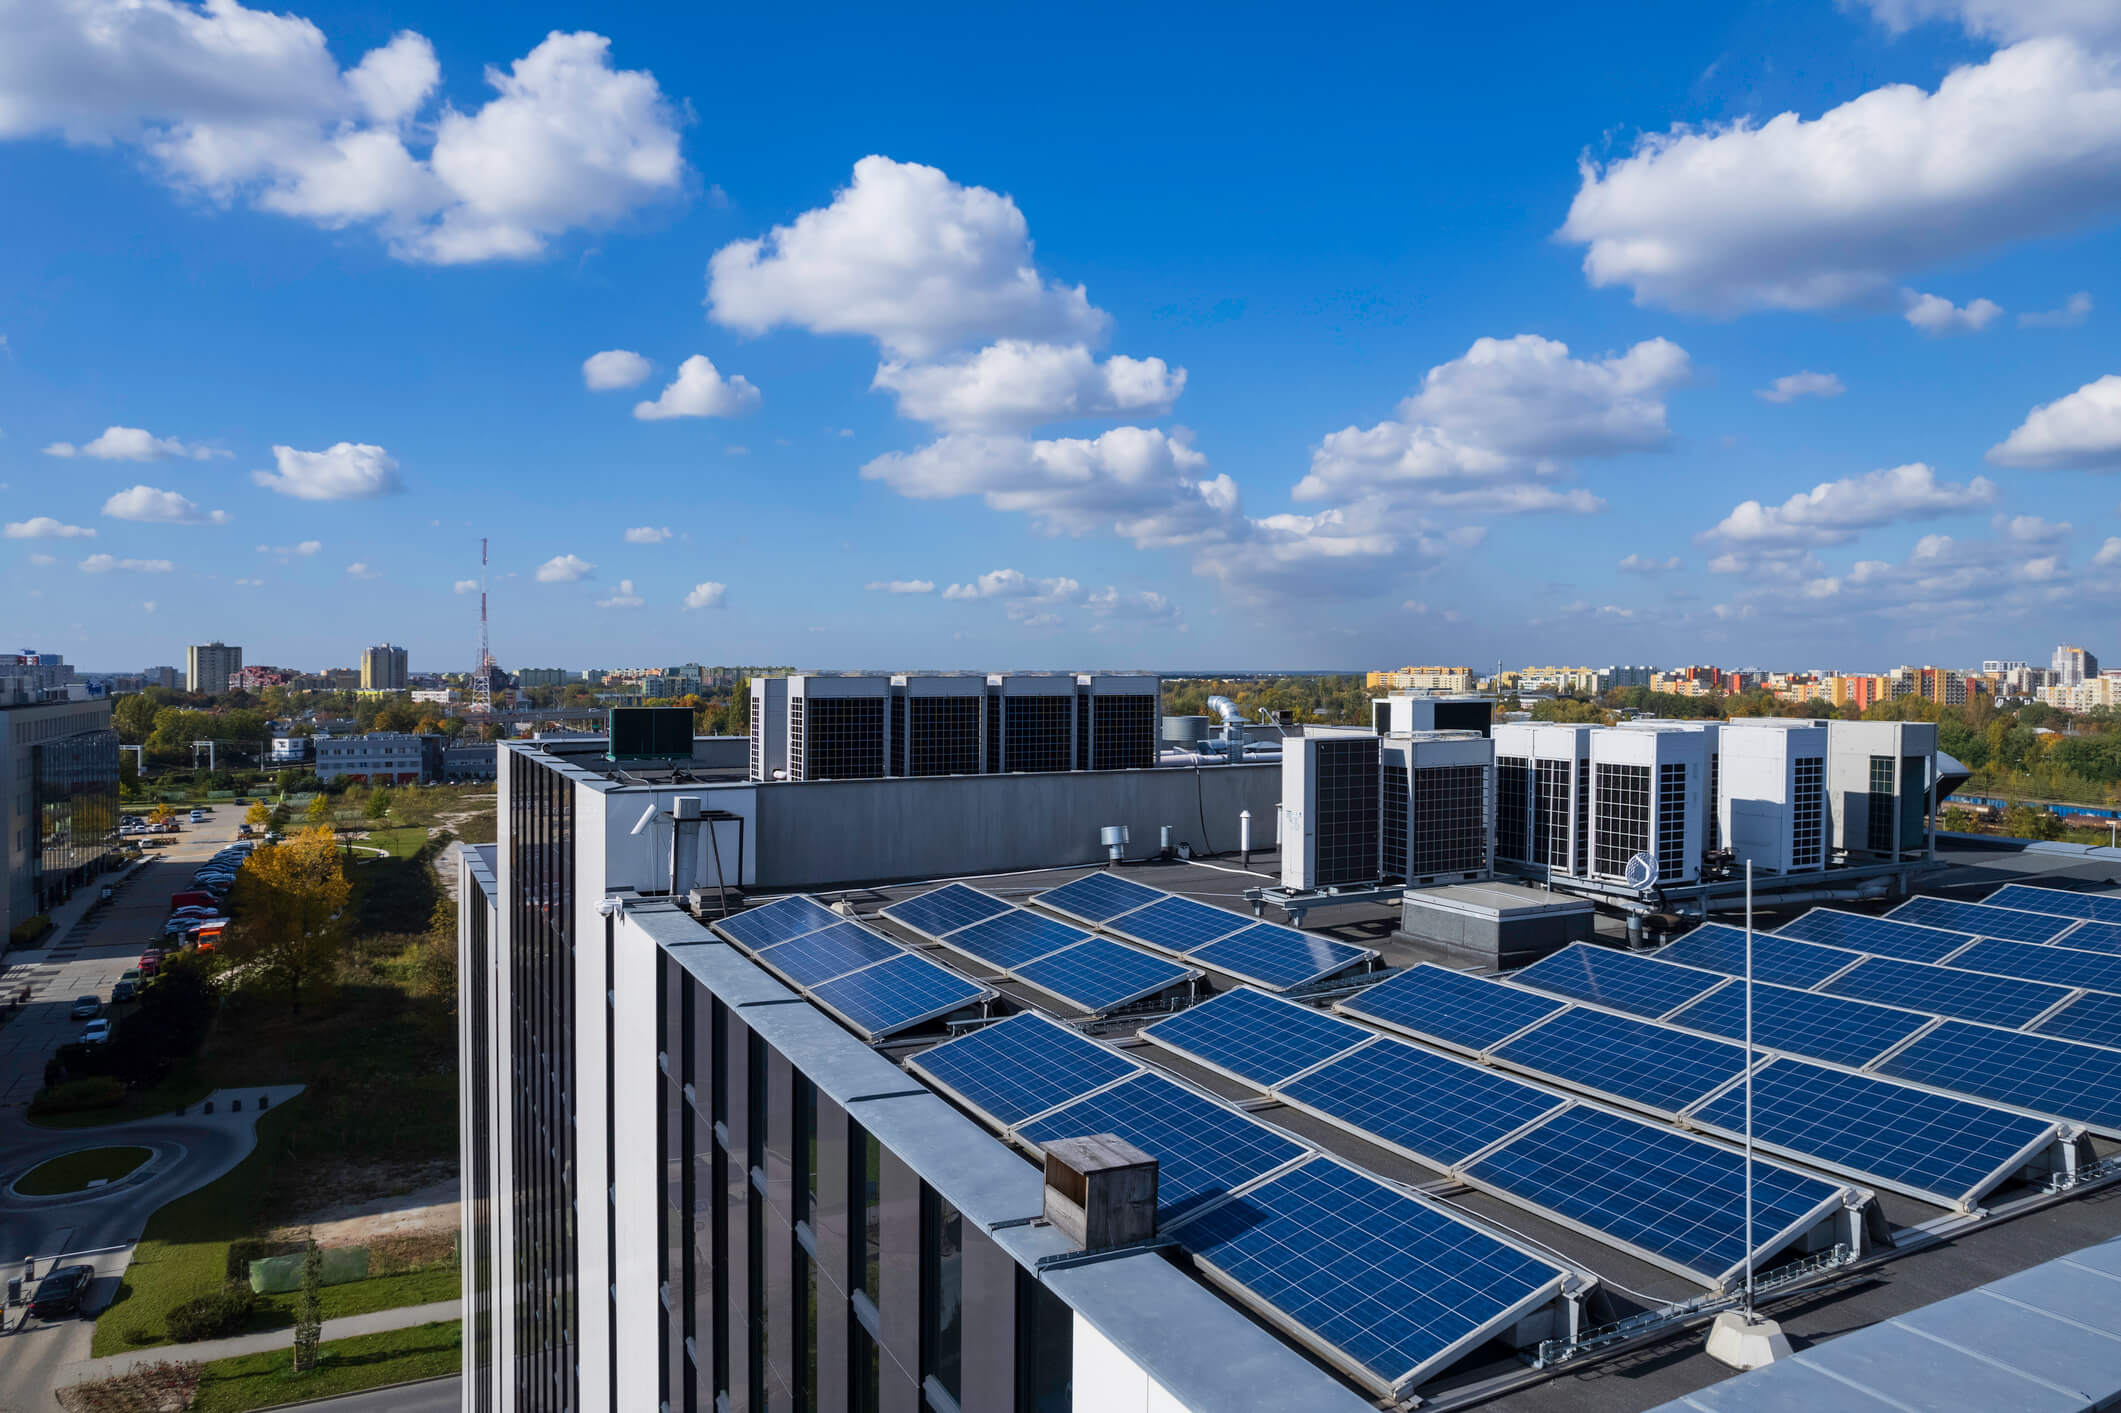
(1535, 1245, 1853, 1368)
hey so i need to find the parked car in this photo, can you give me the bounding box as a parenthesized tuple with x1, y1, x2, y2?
(138, 951, 161, 976)
(27, 1264, 94, 1320)
(187, 810, 205, 823)
(111, 980, 136, 1003)
(79, 1018, 112, 1045)
(68, 995, 100, 1019)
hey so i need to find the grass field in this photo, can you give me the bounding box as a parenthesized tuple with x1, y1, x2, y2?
(353, 826, 431, 859)
(187, 1319, 460, 1412)
(13, 1145, 152, 1194)
(27, 1063, 212, 1130)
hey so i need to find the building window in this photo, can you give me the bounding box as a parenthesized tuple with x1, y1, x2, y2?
(921, 1185, 964, 1408)
(1015, 1268, 1073, 1413)
(851, 1122, 881, 1306)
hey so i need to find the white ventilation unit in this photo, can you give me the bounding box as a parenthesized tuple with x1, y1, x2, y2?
(1827, 720, 1940, 860)
(1280, 732, 1381, 891)
(1380, 731, 1494, 886)
(1720, 719, 1830, 875)
(1589, 726, 1706, 888)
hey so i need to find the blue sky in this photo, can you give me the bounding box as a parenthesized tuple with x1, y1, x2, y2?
(6, 0, 2121, 674)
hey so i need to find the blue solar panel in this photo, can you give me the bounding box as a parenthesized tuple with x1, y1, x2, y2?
(809, 953, 990, 1038)
(2030, 990, 2121, 1047)
(1188, 924, 1371, 991)
(1140, 987, 1369, 1087)
(1983, 883, 2121, 927)
(909, 1014, 1137, 1126)
(1105, 896, 1252, 953)
(1463, 1105, 1841, 1287)
(1034, 871, 1165, 924)
(2049, 920, 2121, 956)
(1012, 938, 1193, 1013)
(1174, 1159, 1565, 1390)
(1019, 1074, 1307, 1224)
(1688, 1057, 2057, 1208)
(1887, 896, 2080, 945)
(941, 910, 1091, 969)
(715, 894, 842, 949)
(1339, 964, 1565, 1054)
(1281, 1039, 1567, 1170)
(1653, 923, 1862, 990)
(1951, 937, 2121, 997)
(1665, 978, 1933, 1069)
(1877, 1020, 2121, 1132)
(1490, 1006, 1753, 1115)
(1508, 944, 1726, 1020)
(880, 883, 1013, 938)
(1824, 956, 2074, 1029)
(1777, 908, 1977, 964)
(753, 920, 902, 987)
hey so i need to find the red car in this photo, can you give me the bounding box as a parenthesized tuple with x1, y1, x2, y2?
(138, 950, 163, 976)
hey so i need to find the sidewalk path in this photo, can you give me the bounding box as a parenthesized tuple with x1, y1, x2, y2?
(56, 1298, 461, 1384)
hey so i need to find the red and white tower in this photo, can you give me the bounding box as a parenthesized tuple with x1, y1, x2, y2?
(470, 537, 495, 716)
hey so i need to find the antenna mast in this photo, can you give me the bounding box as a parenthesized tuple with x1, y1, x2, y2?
(471, 537, 494, 717)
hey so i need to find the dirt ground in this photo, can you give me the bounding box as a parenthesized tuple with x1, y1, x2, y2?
(269, 1164, 458, 1248)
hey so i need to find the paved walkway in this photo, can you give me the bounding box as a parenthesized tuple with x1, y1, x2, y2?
(56, 1298, 462, 1384)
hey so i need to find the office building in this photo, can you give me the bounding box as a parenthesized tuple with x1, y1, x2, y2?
(2053, 644, 2100, 687)
(186, 641, 243, 695)
(141, 665, 181, 691)
(517, 668, 571, 688)
(1, 686, 119, 939)
(362, 643, 411, 691)
(0, 651, 73, 692)
(312, 731, 441, 785)
(230, 665, 294, 692)
(1365, 665, 1476, 692)
(1605, 664, 1655, 689)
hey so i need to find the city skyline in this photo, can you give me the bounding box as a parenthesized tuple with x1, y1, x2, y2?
(7, 1, 2121, 668)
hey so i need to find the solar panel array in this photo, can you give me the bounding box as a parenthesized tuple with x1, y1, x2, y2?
(1031, 874, 1375, 991)
(1650, 922, 1861, 990)
(1886, 895, 2081, 946)
(1337, 962, 1565, 1053)
(1821, 955, 2074, 1029)
(1983, 883, 2121, 926)
(906, 1012, 1136, 1126)
(1950, 937, 2121, 996)
(1664, 978, 1933, 1071)
(1776, 908, 1978, 964)
(1507, 943, 1728, 1020)
(711, 896, 996, 1040)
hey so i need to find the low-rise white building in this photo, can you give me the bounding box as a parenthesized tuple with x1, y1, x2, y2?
(312, 731, 440, 784)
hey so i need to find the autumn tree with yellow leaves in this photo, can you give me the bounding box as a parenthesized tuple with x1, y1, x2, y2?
(226, 826, 350, 1014)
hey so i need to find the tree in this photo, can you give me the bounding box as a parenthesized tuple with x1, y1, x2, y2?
(245, 801, 272, 828)
(365, 785, 394, 821)
(305, 794, 332, 827)
(112, 691, 164, 745)
(225, 826, 350, 1014)
(149, 802, 173, 826)
(293, 1239, 323, 1373)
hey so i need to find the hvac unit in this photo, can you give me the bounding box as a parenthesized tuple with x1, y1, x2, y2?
(1491, 723, 1537, 867)
(785, 676, 890, 781)
(1280, 732, 1381, 891)
(985, 675, 1077, 773)
(748, 676, 789, 781)
(1380, 732, 1494, 886)
(892, 675, 984, 777)
(1372, 694, 1496, 737)
(1076, 674, 1160, 771)
(1622, 719, 1722, 855)
(1492, 724, 1593, 879)
(1827, 720, 1939, 860)
(1719, 719, 1830, 874)
(1589, 726, 1707, 887)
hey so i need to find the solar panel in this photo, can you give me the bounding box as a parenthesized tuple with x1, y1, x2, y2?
(752, 920, 902, 987)
(940, 910, 1091, 969)
(1664, 978, 1933, 1069)
(1034, 871, 1165, 924)
(1886, 896, 2080, 946)
(1139, 986, 1369, 1088)
(1823, 956, 2074, 1029)
(808, 953, 991, 1039)
(714, 894, 842, 949)
(1280, 1038, 1567, 1171)
(1104, 895, 1252, 954)
(1652, 923, 1862, 990)
(1687, 1057, 2058, 1210)
(2030, 990, 2121, 1047)
(1950, 937, 2121, 997)
(1507, 943, 1726, 1020)
(1018, 1073, 1307, 1224)
(1173, 1158, 1568, 1394)
(2046, 919, 2121, 956)
(1461, 1104, 1843, 1288)
(908, 1013, 1137, 1127)
(1188, 924, 1373, 991)
(879, 882, 1013, 938)
(1877, 1020, 2121, 1134)
(1339, 963, 1565, 1055)
(1011, 938, 1194, 1014)
(1982, 883, 2121, 927)
(1489, 1005, 1754, 1116)
(1777, 908, 1978, 964)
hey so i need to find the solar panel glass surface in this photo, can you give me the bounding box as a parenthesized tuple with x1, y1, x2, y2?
(1651, 924, 1861, 990)
(942, 910, 1091, 969)
(1462, 1104, 1842, 1285)
(1281, 1039, 1567, 1169)
(1012, 937, 1192, 1012)
(715, 894, 841, 949)
(1982, 884, 2121, 927)
(908, 1013, 1137, 1126)
(2047, 920, 2121, 955)
(1034, 871, 1165, 923)
(1507, 944, 1726, 1019)
(1018, 1074, 1307, 1224)
(1106, 896, 1252, 953)
(1886, 896, 2079, 946)
(1664, 979, 1932, 1069)
(1776, 909, 1978, 964)
(1188, 924, 1371, 990)
(880, 883, 1013, 938)
(1950, 937, 2121, 996)
(1490, 1005, 1752, 1115)
(809, 953, 989, 1037)
(1689, 1057, 2055, 1207)
(753, 921, 902, 987)
(2029, 990, 2121, 1047)
(1823, 956, 2074, 1028)
(1339, 964, 1565, 1054)
(1140, 986, 1369, 1086)
(1877, 1020, 2121, 1131)
(1175, 1160, 1563, 1389)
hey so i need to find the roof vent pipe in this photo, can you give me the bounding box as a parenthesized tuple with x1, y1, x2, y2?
(1206, 694, 1243, 726)
(1100, 824, 1130, 864)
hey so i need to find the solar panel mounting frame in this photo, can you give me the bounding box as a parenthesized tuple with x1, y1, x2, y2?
(904, 1013, 1142, 1135)
(1334, 963, 1569, 1058)
(1481, 1004, 1765, 1120)
(1179, 924, 1378, 993)
(1135, 985, 1375, 1090)
(800, 952, 998, 1043)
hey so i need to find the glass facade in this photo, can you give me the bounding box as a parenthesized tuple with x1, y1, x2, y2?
(30, 725, 119, 912)
(466, 866, 497, 1413)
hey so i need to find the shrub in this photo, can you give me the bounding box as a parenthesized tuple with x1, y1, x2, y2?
(29, 1076, 126, 1116)
(370, 1229, 458, 1276)
(56, 1360, 200, 1412)
(224, 1237, 303, 1283)
(163, 1282, 257, 1342)
(9, 914, 51, 946)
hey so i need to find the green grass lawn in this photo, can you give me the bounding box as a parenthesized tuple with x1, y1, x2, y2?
(14, 1145, 152, 1194)
(188, 1319, 460, 1413)
(354, 826, 430, 859)
(27, 1063, 213, 1130)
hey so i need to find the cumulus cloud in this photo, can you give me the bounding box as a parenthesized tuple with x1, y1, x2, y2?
(623, 527, 671, 546)
(43, 425, 218, 460)
(1994, 512, 2073, 543)
(942, 569, 1084, 621)
(1988, 373, 2121, 468)
(1756, 371, 1846, 403)
(632, 355, 760, 420)
(595, 578, 644, 608)
(583, 349, 653, 390)
(101, 485, 229, 524)
(258, 539, 322, 558)
(27, 554, 55, 566)
(1856, 0, 2121, 47)
(683, 581, 726, 610)
(79, 553, 172, 572)
(707, 156, 1107, 359)
(252, 442, 400, 499)
(1709, 528, 2078, 631)
(1703, 462, 1997, 547)
(2094, 536, 2121, 566)
(536, 553, 594, 583)
(4, 516, 95, 539)
(2020, 291, 2094, 328)
(1904, 290, 2003, 335)
(454, 578, 479, 593)
(1618, 553, 1683, 572)
(865, 579, 935, 594)
(873, 341, 1184, 433)
(345, 561, 379, 579)
(1086, 586, 1180, 629)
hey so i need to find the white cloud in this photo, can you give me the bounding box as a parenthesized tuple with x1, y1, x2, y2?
(707, 156, 1107, 359)
(28, 553, 55, 566)
(2020, 291, 2094, 328)
(79, 554, 172, 572)
(1618, 553, 1683, 572)
(258, 539, 323, 558)
(1904, 290, 2003, 335)
(864, 579, 935, 594)
(2093, 536, 2121, 566)
(1086, 586, 1180, 629)
(454, 578, 479, 593)
(345, 561, 379, 579)
(4, 516, 95, 539)
(1704, 462, 1997, 547)
(101, 484, 229, 524)
(682, 580, 726, 610)
(252, 442, 400, 499)
(536, 553, 594, 583)
(140, 600, 156, 613)
(1756, 371, 1846, 403)
(632, 355, 760, 421)
(0, 15, 683, 264)
(624, 525, 672, 544)
(873, 341, 1185, 433)
(583, 349, 653, 390)
(942, 569, 1084, 621)
(1993, 513, 2073, 543)
(42, 425, 218, 460)
(1856, 0, 2121, 47)
(595, 578, 644, 608)
(1988, 373, 2121, 468)
(1560, 37, 2121, 315)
